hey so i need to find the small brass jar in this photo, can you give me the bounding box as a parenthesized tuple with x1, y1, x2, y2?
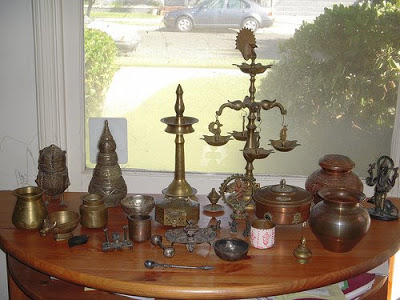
(80, 193, 108, 228)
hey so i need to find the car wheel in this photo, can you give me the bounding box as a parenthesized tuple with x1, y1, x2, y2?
(242, 18, 259, 32)
(176, 16, 193, 32)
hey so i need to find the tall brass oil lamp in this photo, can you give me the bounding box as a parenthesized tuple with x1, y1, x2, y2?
(155, 85, 200, 227)
(203, 29, 299, 217)
(161, 84, 198, 198)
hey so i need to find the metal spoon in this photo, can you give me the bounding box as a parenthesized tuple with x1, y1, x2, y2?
(144, 260, 215, 270)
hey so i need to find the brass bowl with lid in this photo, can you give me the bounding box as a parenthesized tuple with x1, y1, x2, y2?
(253, 179, 312, 225)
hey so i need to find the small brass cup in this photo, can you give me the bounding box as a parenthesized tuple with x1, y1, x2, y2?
(128, 214, 151, 242)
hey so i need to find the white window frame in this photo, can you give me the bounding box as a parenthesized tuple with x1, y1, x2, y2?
(33, 0, 399, 197)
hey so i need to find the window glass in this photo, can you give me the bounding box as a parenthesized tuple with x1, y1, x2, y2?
(227, 0, 241, 9)
(84, 0, 398, 178)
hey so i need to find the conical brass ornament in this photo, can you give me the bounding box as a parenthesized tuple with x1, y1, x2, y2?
(89, 120, 127, 207)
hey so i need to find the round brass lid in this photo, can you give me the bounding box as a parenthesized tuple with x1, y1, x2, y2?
(253, 179, 312, 207)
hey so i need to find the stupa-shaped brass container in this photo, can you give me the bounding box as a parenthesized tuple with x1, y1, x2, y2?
(89, 120, 127, 207)
(161, 84, 198, 198)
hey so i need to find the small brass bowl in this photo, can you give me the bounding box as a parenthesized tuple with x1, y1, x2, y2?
(40, 210, 80, 241)
(214, 238, 249, 261)
(121, 195, 155, 216)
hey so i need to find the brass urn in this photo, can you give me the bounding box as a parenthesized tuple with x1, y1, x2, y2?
(35, 144, 70, 205)
(88, 120, 127, 207)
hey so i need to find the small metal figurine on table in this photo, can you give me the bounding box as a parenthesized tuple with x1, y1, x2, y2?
(202, 29, 299, 216)
(366, 155, 399, 221)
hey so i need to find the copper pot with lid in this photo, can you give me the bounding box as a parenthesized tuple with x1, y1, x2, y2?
(253, 179, 312, 225)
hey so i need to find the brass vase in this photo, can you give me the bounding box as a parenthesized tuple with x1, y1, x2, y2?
(309, 187, 370, 253)
(88, 120, 127, 207)
(12, 186, 47, 230)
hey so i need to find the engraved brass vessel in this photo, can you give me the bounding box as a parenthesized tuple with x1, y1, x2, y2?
(89, 120, 127, 207)
(12, 186, 47, 230)
(35, 144, 70, 205)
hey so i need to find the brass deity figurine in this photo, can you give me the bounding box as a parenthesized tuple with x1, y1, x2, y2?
(89, 120, 127, 207)
(203, 29, 298, 214)
(366, 155, 399, 220)
(36, 144, 70, 206)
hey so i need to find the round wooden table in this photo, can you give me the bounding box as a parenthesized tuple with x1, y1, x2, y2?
(0, 191, 398, 299)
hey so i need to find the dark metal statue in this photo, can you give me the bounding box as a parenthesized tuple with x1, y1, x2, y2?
(366, 155, 399, 221)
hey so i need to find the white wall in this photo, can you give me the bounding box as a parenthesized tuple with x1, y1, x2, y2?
(0, 1, 38, 298)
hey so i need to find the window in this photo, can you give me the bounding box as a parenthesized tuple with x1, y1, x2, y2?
(83, 0, 399, 184)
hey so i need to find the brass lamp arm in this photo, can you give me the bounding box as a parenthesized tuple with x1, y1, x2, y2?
(260, 99, 287, 115)
(215, 100, 244, 116)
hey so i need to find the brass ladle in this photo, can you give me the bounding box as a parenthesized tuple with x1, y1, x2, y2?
(144, 260, 215, 270)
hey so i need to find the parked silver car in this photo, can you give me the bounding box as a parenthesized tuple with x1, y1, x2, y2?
(163, 0, 274, 32)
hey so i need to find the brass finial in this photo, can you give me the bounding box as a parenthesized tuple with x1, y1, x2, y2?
(98, 120, 117, 153)
(175, 84, 185, 117)
(293, 236, 312, 264)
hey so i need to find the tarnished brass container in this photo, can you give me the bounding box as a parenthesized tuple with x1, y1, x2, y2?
(80, 193, 108, 228)
(12, 186, 47, 230)
(309, 187, 370, 253)
(253, 179, 312, 225)
(155, 197, 200, 227)
(35, 144, 70, 203)
(89, 120, 127, 207)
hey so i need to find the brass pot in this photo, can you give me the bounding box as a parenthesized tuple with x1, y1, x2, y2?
(309, 187, 370, 253)
(253, 179, 312, 225)
(80, 193, 108, 228)
(12, 186, 47, 230)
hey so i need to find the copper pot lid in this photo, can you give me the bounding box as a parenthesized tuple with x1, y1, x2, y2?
(254, 179, 312, 207)
(319, 154, 355, 172)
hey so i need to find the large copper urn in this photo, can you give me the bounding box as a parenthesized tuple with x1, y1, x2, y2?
(305, 154, 363, 204)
